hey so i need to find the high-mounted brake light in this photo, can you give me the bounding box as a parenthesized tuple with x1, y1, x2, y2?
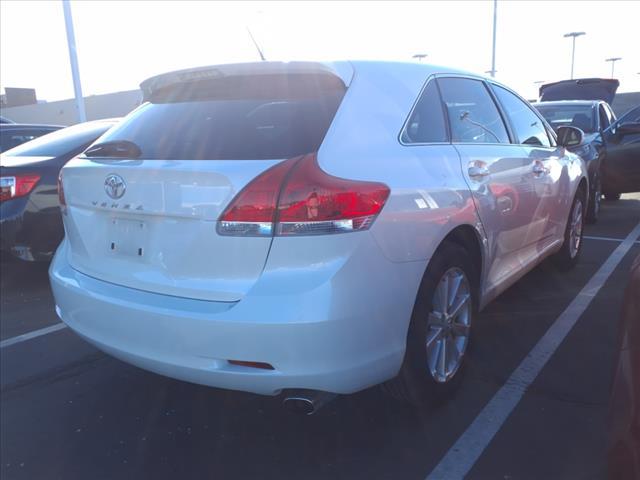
(0, 174, 41, 202)
(217, 154, 390, 236)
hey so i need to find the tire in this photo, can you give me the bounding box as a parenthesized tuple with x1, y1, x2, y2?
(604, 192, 621, 201)
(553, 190, 585, 271)
(382, 241, 478, 406)
(585, 173, 601, 224)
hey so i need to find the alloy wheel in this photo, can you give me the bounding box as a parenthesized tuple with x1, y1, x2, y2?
(426, 267, 472, 383)
(569, 199, 583, 258)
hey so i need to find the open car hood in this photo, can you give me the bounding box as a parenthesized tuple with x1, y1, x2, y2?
(539, 78, 619, 104)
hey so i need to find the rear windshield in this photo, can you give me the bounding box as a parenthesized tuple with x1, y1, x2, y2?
(4, 122, 112, 157)
(91, 73, 346, 160)
(534, 104, 596, 133)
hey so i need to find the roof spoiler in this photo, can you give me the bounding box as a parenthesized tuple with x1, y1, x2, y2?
(139, 61, 354, 102)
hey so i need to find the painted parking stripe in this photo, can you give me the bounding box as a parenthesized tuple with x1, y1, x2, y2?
(0, 323, 67, 349)
(584, 235, 640, 244)
(427, 221, 640, 480)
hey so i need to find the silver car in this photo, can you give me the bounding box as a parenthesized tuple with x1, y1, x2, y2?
(50, 61, 588, 412)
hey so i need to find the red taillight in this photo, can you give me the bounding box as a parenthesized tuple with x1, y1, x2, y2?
(0, 174, 41, 202)
(218, 157, 298, 235)
(218, 153, 390, 236)
(57, 171, 66, 207)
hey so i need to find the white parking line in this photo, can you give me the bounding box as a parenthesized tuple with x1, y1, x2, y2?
(584, 235, 640, 244)
(426, 221, 640, 480)
(0, 323, 67, 349)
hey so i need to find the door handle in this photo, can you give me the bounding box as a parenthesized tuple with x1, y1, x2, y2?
(532, 160, 549, 176)
(468, 164, 490, 178)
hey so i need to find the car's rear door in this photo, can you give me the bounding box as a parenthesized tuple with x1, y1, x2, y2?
(437, 76, 539, 291)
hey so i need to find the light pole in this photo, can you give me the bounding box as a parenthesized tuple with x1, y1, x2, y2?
(62, 0, 86, 123)
(534, 80, 545, 99)
(605, 57, 622, 78)
(488, 0, 497, 78)
(412, 54, 428, 62)
(564, 31, 585, 80)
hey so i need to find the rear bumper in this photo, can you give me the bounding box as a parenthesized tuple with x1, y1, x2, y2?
(50, 239, 425, 395)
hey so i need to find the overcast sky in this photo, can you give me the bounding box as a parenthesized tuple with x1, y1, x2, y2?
(1, 0, 639, 102)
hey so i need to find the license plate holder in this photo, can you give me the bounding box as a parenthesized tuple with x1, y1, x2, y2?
(108, 218, 147, 257)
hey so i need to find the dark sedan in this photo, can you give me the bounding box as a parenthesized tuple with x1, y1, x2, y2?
(0, 123, 64, 152)
(533, 78, 640, 223)
(0, 119, 117, 261)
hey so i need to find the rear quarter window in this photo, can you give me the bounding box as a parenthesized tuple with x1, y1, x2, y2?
(401, 79, 448, 144)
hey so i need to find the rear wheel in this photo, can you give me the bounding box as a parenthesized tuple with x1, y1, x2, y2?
(604, 192, 621, 201)
(553, 190, 585, 271)
(586, 174, 601, 224)
(382, 242, 477, 406)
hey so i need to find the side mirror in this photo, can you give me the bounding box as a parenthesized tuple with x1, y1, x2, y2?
(556, 126, 584, 148)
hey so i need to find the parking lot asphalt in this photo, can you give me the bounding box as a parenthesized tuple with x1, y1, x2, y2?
(1, 194, 639, 480)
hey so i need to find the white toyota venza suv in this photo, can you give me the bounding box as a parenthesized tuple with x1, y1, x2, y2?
(50, 61, 588, 412)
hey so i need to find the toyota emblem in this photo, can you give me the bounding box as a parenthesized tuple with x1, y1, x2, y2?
(104, 174, 126, 199)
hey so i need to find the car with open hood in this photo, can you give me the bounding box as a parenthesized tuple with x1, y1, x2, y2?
(533, 78, 639, 221)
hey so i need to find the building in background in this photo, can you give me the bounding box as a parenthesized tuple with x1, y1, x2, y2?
(1, 87, 38, 108)
(0, 89, 142, 126)
(0, 85, 637, 127)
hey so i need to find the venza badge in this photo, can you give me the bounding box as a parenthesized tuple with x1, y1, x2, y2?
(104, 174, 126, 199)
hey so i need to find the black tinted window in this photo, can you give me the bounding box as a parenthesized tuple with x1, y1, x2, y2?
(437, 78, 509, 144)
(402, 80, 448, 143)
(3, 123, 109, 157)
(94, 74, 345, 160)
(0, 128, 58, 153)
(493, 86, 550, 147)
(1, 132, 37, 152)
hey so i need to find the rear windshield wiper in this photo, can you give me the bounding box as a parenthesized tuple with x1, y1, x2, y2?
(85, 140, 142, 158)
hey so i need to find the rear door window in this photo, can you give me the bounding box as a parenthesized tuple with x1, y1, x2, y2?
(92, 73, 346, 160)
(492, 85, 551, 147)
(3, 123, 109, 157)
(437, 77, 509, 144)
(1, 130, 42, 152)
(401, 79, 448, 144)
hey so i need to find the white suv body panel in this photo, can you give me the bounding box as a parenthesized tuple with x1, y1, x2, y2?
(50, 61, 587, 395)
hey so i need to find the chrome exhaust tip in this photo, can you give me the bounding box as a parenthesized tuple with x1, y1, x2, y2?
(282, 389, 337, 415)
